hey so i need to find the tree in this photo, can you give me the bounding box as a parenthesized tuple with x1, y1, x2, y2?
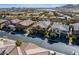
(6, 39, 22, 55)
(0, 15, 2, 19)
(69, 25, 74, 32)
(39, 13, 43, 16)
(43, 31, 49, 39)
(15, 39, 22, 46)
(66, 23, 76, 45)
(2, 15, 6, 19)
(53, 11, 58, 16)
(16, 24, 25, 32)
(65, 17, 71, 25)
(6, 16, 17, 20)
(66, 32, 76, 45)
(17, 15, 26, 20)
(42, 31, 49, 42)
(49, 32, 57, 39)
(42, 11, 49, 16)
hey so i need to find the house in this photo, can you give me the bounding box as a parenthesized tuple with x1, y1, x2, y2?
(0, 19, 7, 24)
(18, 19, 35, 30)
(24, 43, 49, 55)
(28, 20, 51, 37)
(0, 19, 8, 29)
(10, 19, 22, 25)
(0, 38, 50, 55)
(51, 22, 69, 33)
(32, 20, 51, 29)
(71, 23, 79, 35)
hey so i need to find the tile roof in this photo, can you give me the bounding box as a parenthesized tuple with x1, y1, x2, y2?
(52, 22, 69, 31)
(5, 45, 18, 55)
(8, 25, 15, 28)
(0, 38, 57, 55)
(0, 19, 7, 24)
(71, 23, 79, 31)
(10, 19, 21, 24)
(19, 20, 34, 26)
(25, 43, 49, 55)
(33, 21, 50, 28)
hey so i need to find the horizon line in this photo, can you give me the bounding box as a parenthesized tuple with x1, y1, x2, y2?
(0, 4, 65, 8)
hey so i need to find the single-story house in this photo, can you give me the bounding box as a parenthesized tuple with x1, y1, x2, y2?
(10, 19, 22, 25)
(0, 19, 8, 29)
(32, 20, 51, 29)
(71, 23, 79, 35)
(19, 19, 34, 29)
(51, 22, 69, 33)
(0, 39, 49, 55)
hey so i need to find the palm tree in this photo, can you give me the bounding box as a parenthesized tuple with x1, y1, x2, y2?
(24, 22, 34, 36)
(66, 23, 76, 45)
(65, 17, 76, 45)
(66, 32, 76, 45)
(43, 31, 49, 42)
(6, 39, 22, 55)
(65, 17, 71, 25)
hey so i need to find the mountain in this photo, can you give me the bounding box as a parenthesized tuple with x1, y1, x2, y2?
(60, 4, 79, 8)
(54, 4, 79, 12)
(62, 4, 76, 8)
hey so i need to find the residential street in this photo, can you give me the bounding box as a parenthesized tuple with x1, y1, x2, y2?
(0, 31, 79, 55)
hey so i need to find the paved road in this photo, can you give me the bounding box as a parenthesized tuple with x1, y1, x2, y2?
(0, 31, 79, 55)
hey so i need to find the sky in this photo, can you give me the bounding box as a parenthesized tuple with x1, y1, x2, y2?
(0, 4, 65, 8)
